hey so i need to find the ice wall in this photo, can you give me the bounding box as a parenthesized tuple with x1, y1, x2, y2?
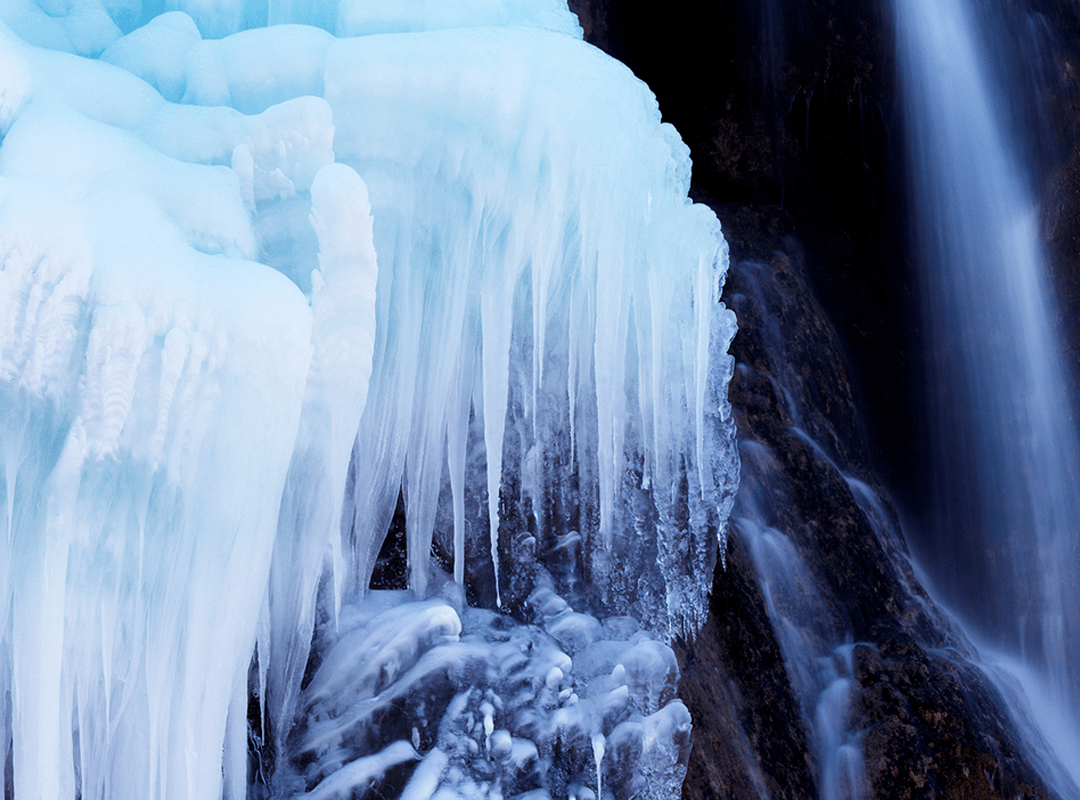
(0, 28, 320, 800)
(0, 2, 737, 797)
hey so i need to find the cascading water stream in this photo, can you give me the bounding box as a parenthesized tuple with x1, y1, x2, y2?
(895, 0, 1080, 778)
(723, 258, 870, 800)
(735, 454, 866, 800)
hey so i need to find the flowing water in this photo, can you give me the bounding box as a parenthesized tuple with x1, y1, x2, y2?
(894, 0, 1080, 782)
(736, 446, 865, 800)
(724, 256, 871, 800)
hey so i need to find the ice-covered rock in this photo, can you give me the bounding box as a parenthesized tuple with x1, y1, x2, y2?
(289, 586, 692, 799)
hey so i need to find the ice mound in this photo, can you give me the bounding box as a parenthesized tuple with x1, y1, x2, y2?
(0, 3, 736, 798)
(286, 583, 691, 800)
(0, 0, 119, 56)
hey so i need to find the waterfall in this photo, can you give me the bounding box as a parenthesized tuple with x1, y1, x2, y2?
(895, 0, 1080, 780)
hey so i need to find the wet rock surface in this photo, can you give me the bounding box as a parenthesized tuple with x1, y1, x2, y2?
(855, 640, 1051, 800)
(676, 518, 815, 800)
(1029, 0, 1080, 407)
(678, 223, 1060, 800)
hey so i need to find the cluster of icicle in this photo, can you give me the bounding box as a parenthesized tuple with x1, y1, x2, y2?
(0, 1, 737, 798)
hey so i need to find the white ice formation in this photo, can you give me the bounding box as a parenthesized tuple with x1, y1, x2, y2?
(0, 1, 737, 798)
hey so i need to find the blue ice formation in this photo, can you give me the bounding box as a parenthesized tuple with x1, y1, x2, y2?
(0, 2, 737, 797)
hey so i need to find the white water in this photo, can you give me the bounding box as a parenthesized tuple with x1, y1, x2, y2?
(895, 0, 1080, 777)
(0, 3, 738, 798)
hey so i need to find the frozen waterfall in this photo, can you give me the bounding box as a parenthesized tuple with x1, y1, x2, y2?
(0, 2, 738, 798)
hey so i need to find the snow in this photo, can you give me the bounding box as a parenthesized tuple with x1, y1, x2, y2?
(301, 740, 419, 800)
(0, 2, 737, 798)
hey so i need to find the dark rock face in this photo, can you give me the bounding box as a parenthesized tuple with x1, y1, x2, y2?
(676, 529, 815, 800)
(855, 640, 1049, 800)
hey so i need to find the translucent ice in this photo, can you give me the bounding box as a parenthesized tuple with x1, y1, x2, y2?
(291, 584, 693, 798)
(319, 26, 737, 628)
(0, 3, 737, 798)
(0, 86, 315, 800)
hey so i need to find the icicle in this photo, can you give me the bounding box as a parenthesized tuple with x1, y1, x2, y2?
(482, 701, 495, 755)
(448, 391, 469, 587)
(567, 272, 581, 462)
(223, 661, 248, 800)
(481, 282, 512, 608)
(591, 732, 605, 799)
(694, 251, 713, 500)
